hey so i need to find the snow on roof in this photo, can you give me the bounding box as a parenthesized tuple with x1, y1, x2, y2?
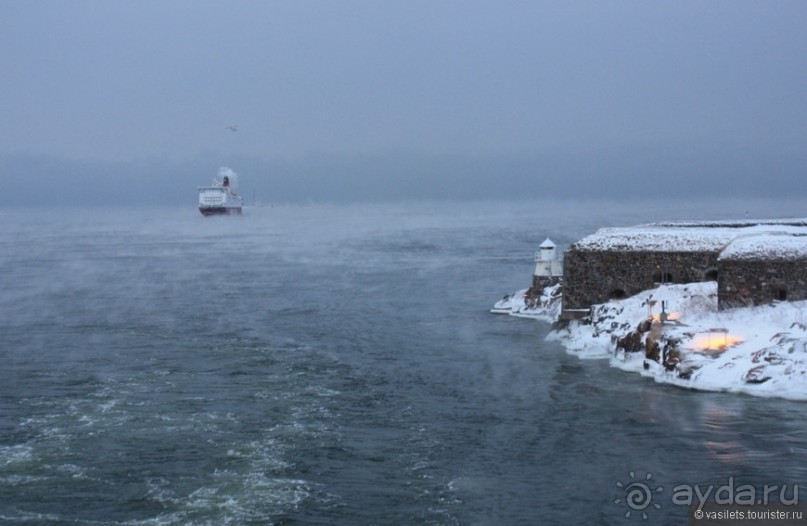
(571, 220, 807, 253)
(571, 226, 738, 252)
(647, 218, 807, 228)
(719, 233, 807, 261)
(539, 238, 556, 248)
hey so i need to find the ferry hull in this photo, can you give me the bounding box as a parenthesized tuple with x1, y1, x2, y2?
(199, 206, 242, 216)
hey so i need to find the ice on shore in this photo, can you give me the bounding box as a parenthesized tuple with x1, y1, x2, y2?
(495, 282, 807, 401)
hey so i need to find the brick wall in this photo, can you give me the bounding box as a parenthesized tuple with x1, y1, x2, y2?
(718, 259, 807, 309)
(562, 249, 719, 311)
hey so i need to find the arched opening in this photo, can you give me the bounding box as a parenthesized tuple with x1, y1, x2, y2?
(703, 268, 719, 281)
(608, 289, 627, 300)
(653, 271, 674, 284)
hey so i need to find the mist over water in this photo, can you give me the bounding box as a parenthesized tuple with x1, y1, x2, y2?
(2, 199, 807, 524)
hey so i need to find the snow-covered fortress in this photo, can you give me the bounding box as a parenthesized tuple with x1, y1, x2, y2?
(561, 219, 807, 319)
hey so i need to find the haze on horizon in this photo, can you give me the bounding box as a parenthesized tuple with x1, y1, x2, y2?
(1, 1, 805, 205)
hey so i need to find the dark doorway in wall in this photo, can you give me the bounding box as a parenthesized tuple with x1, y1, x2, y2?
(653, 271, 674, 284)
(776, 288, 788, 301)
(609, 289, 627, 300)
(704, 268, 719, 281)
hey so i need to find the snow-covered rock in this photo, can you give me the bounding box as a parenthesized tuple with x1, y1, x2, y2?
(495, 281, 807, 400)
(491, 283, 562, 323)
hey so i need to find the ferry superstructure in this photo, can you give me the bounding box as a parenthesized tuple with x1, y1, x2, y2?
(198, 175, 243, 216)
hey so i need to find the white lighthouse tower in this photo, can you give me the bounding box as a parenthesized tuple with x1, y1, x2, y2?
(534, 238, 563, 278)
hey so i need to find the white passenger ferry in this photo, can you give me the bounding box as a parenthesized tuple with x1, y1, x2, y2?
(198, 174, 243, 216)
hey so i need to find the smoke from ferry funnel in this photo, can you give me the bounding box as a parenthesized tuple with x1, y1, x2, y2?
(217, 166, 239, 188)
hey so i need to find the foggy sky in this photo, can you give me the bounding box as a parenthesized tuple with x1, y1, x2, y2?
(1, 1, 805, 205)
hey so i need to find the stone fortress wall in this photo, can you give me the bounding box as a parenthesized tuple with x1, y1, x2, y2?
(559, 220, 807, 319)
(562, 250, 718, 313)
(718, 258, 807, 309)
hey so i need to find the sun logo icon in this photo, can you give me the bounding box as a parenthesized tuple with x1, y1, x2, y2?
(614, 471, 663, 519)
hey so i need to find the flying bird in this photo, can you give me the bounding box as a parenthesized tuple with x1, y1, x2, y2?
(226, 125, 238, 132)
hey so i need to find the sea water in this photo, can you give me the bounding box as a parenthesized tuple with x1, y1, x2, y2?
(2, 199, 807, 525)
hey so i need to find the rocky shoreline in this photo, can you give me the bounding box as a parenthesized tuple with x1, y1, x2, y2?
(494, 282, 807, 400)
